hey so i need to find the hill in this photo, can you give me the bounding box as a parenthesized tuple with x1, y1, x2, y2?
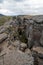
(0, 14, 4, 16)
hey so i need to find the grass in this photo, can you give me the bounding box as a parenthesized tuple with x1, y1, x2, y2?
(0, 16, 12, 26)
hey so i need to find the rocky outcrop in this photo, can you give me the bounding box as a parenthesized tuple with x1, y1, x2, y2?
(0, 15, 43, 65)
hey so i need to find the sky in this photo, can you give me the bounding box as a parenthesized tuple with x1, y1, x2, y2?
(0, 0, 43, 16)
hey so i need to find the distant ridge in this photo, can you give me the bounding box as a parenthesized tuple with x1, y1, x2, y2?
(0, 14, 4, 16)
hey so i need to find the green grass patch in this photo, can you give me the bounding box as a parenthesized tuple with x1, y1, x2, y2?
(0, 16, 12, 26)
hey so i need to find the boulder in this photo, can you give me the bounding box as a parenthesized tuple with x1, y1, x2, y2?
(32, 15, 43, 23)
(0, 33, 7, 43)
(19, 43, 27, 52)
(25, 48, 31, 55)
(32, 47, 43, 59)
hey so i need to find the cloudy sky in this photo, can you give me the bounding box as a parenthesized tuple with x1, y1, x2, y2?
(0, 0, 43, 16)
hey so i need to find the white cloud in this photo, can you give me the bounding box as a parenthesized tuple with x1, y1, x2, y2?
(0, 9, 15, 15)
(0, 0, 43, 15)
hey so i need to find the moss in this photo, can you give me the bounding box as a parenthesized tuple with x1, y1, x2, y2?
(18, 28, 28, 43)
(20, 34, 28, 43)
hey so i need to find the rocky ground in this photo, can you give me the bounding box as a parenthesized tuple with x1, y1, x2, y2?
(0, 40, 34, 65)
(0, 15, 43, 65)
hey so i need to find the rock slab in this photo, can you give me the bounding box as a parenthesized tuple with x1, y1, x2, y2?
(0, 50, 34, 65)
(0, 33, 7, 43)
